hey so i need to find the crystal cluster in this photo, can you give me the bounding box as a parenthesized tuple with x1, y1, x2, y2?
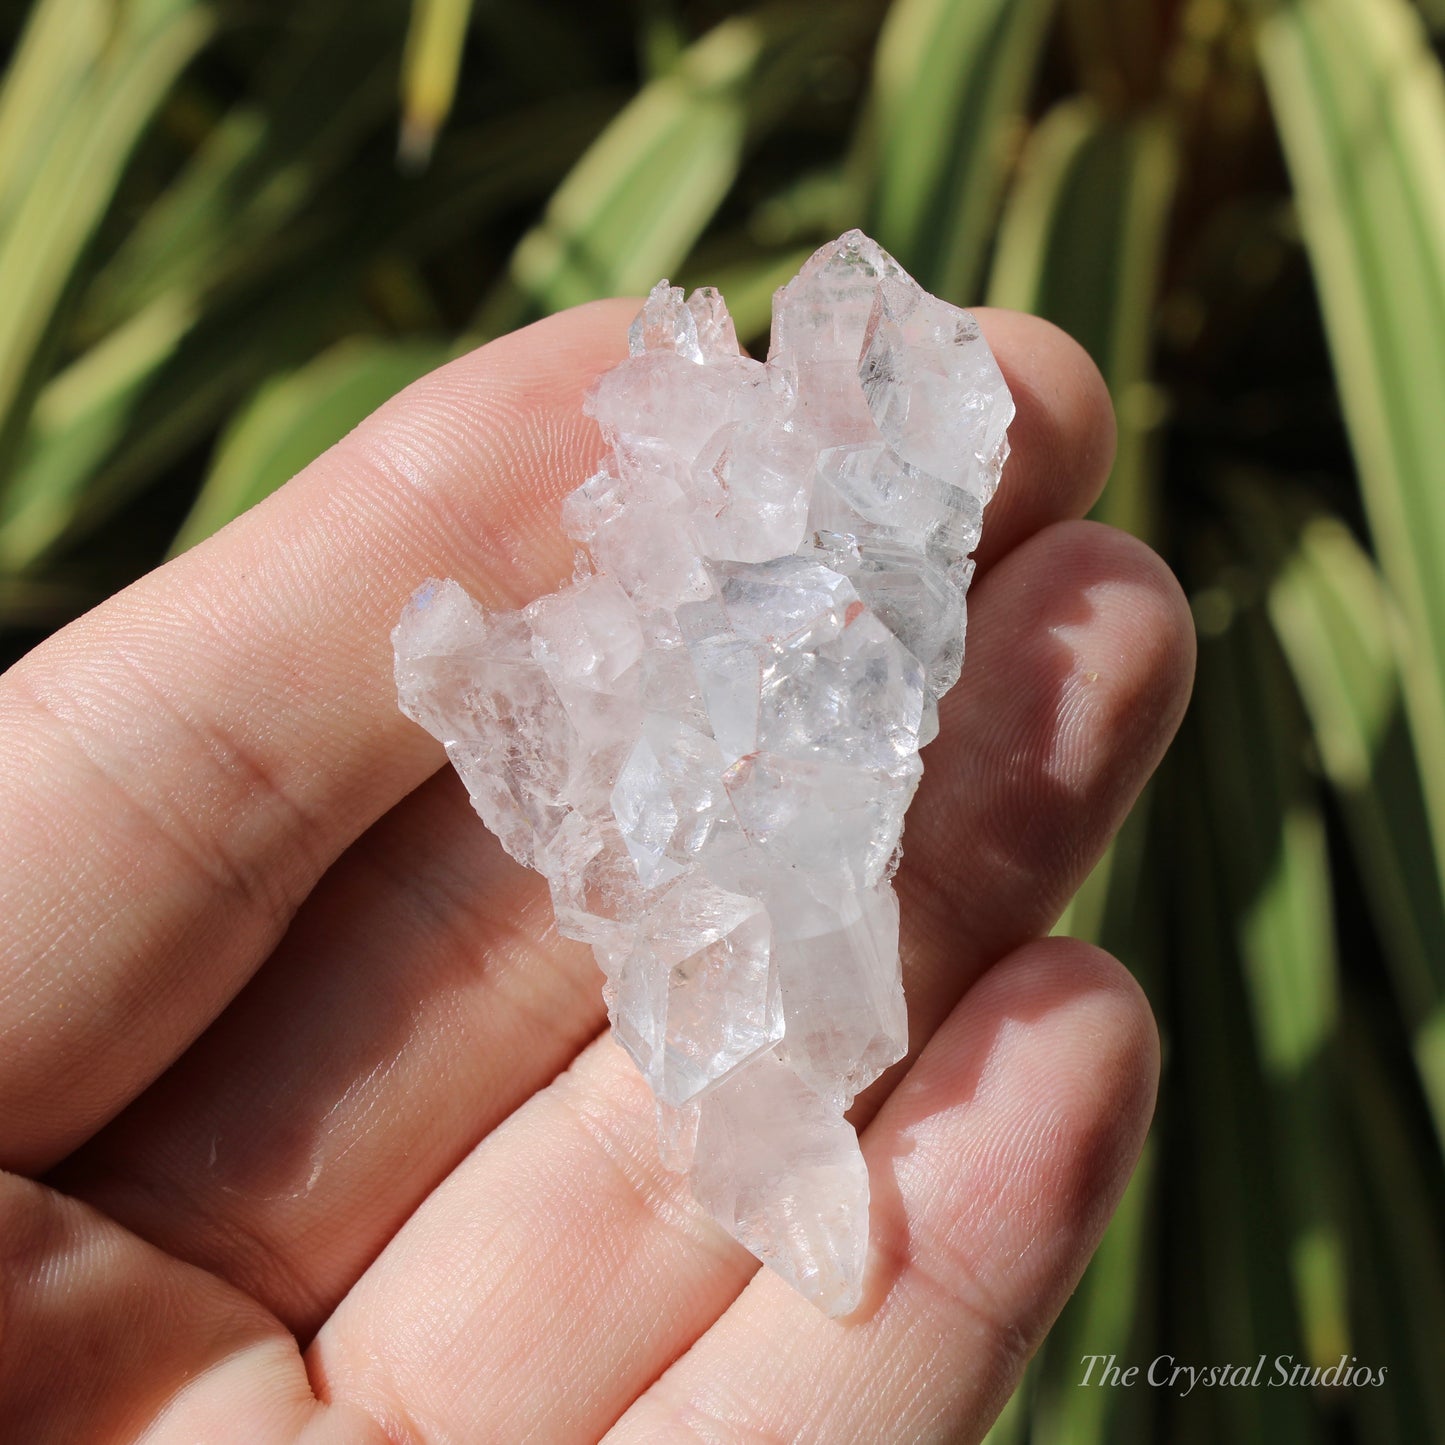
(393, 231, 1013, 1315)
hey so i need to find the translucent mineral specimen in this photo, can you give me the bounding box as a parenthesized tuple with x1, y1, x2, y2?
(393, 231, 1014, 1316)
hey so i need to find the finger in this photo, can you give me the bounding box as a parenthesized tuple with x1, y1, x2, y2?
(300, 521, 1192, 1442)
(965, 309, 1116, 571)
(0, 1170, 370, 1443)
(51, 319, 1119, 1314)
(0, 299, 636, 1173)
(884, 518, 1194, 1098)
(55, 770, 604, 1335)
(607, 938, 1159, 1444)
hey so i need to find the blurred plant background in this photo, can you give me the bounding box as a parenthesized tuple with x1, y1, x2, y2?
(1, 0, 1443, 1438)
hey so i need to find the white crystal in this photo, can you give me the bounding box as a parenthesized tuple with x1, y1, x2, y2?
(691, 1047, 870, 1315)
(393, 231, 1014, 1315)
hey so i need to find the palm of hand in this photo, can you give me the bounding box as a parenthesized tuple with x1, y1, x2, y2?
(0, 302, 1191, 1444)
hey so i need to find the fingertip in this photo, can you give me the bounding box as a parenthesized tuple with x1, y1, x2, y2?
(459, 297, 641, 391)
(972, 308, 1118, 568)
(893, 934, 1159, 1156)
(904, 519, 1194, 967)
(870, 935, 1160, 1333)
(990, 937, 1160, 1257)
(316, 300, 641, 612)
(1035, 518, 1198, 757)
(989, 935, 1161, 1159)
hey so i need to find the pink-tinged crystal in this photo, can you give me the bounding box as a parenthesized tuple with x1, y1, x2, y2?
(394, 232, 1013, 1315)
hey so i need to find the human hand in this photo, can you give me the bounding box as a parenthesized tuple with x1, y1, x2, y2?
(0, 302, 1193, 1443)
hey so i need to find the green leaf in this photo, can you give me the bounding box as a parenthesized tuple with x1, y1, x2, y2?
(1164, 706, 1325, 1441)
(0, 0, 213, 472)
(0, 0, 111, 227)
(0, 94, 611, 574)
(1191, 554, 1348, 1371)
(987, 99, 1176, 540)
(864, 0, 1056, 303)
(479, 0, 876, 333)
(400, 0, 476, 167)
(1226, 478, 1445, 1151)
(1255, 0, 1445, 914)
(1411, 0, 1445, 35)
(1342, 1012, 1445, 1442)
(0, 292, 197, 573)
(83, 1, 407, 332)
(0, 274, 349, 576)
(170, 336, 451, 553)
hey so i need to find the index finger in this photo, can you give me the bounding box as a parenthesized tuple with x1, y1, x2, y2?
(0, 301, 633, 1174)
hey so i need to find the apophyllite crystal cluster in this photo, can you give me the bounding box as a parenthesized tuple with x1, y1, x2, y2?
(393, 231, 1014, 1315)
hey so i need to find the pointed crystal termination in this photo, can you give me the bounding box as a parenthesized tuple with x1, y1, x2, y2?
(393, 231, 1014, 1316)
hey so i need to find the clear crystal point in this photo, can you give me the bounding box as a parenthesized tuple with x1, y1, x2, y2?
(393, 233, 1014, 1315)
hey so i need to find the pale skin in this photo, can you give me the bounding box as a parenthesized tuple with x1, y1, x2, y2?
(0, 300, 1194, 1443)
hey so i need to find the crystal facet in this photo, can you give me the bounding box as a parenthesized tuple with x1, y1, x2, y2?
(393, 231, 1013, 1316)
